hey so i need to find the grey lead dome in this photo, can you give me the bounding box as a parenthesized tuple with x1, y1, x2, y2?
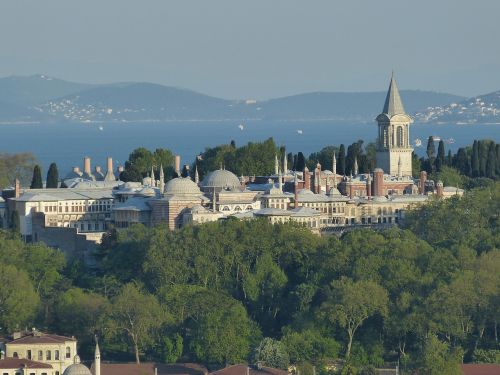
(202, 169, 240, 190)
(164, 177, 202, 195)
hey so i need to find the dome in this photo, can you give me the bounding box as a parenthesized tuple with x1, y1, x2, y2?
(202, 169, 241, 190)
(164, 177, 201, 195)
(63, 356, 91, 375)
(138, 187, 156, 197)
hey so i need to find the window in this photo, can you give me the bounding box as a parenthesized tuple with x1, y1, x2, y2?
(38, 350, 43, 360)
(27, 350, 32, 359)
(55, 350, 59, 360)
(46, 350, 51, 360)
(66, 347, 71, 359)
(13, 352, 18, 358)
(397, 126, 404, 147)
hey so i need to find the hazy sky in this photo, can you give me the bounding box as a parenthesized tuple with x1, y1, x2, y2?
(1, 1, 499, 99)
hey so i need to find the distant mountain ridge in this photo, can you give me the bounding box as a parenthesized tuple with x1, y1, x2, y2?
(0, 74, 491, 124)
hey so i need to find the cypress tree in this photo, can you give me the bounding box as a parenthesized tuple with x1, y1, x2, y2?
(436, 140, 445, 171)
(486, 142, 496, 178)
(30, 165, 43, 189)
(471, 140, 480, 177)
(338, 144, 346, 175)
(46, 162, 59, 188)
(496, 144, 500, 176)
(455, 148, 470, 176)
(478, 140, 488, 177)
(447, 150, 453, 166)
(426, 136, 435, 160)
(296, 152, 306, 171)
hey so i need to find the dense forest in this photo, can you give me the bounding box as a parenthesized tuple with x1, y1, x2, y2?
(0, 179, 498, 374)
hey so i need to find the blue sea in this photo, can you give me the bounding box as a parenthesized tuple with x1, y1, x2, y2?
(1, 120, 499, 175)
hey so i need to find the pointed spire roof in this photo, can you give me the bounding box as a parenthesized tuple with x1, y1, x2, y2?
(382, 73, 406, 117)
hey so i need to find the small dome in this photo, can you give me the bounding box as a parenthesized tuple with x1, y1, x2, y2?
(138, 187, 156, 197)
(63, 356, 91, 375)
(164, 177, 201, 195)
(202, 169, 240, 190)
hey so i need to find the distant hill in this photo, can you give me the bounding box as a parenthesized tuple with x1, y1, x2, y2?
(415, 90, 500, 124)
(257, 90, 465, 121)
(0, 75, 92, 107)
(0, 74, 480, 123)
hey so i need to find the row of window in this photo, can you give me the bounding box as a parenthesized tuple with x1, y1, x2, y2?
(12, 346, 71, 361)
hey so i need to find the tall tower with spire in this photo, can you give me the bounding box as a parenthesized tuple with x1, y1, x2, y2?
(375, 74, 413, 177)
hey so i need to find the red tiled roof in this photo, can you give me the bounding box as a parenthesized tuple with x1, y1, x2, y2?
(89, 362, 208, 375)
(461, 364, 500, 375)
(8, 332, 76, 345)
(0, 357, 53, 369)
(209, 364, 287, 375)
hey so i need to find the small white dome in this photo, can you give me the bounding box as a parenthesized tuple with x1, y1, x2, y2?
(164, 177, 201, 195)
(63, 356, 91, 375)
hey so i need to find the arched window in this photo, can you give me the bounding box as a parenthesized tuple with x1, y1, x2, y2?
(66, 347, 71, 359)
(397, 126, 404, 147)
(38, 350, 43, 360)
(46, 350, 51, 360)
(55, 350, 59, 360)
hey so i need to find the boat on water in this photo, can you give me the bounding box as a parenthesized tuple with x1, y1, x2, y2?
(432, 136, 441, 142)
(296, 129, 303, 135)
(445, 138, 455, 144)
(238, 124, 244, 131)
(414, 138, 422, 147)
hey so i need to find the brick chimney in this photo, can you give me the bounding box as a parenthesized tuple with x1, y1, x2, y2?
(373, 168, 384, 197)
(84, 157, 91, 175)
(419, 170, 427, 195)
(436, 180, 444, 199)
(303, 166, 310, 190)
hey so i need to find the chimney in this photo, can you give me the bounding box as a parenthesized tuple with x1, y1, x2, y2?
(15, 178, 20, 198)
(294, 177, 299, 208)
(107, 157, 113, 172)
(436, 180, 444, 199)
(84, 157, 91, 175)
(373, 168, 384, 197)
(175, 155, 181, 176)
(366, 174, 372, 199)
(303, 166, 310, 190)
(419, 170, 427, 195)
(325, 177, 330, 195)
(246, 366, 250, 375)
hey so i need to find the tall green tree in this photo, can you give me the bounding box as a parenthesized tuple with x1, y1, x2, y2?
(471, 140, 480, 177)
(30, 164, 43, 189)
(454, 148, 470, 176)
(105, 283, 165, 364)
(253, 337, 290, 369)
(296, 152, 306, 171)
(435, 140, 445, 172)
(417, 334, 463, 375)
(485, 142, 496, 178)
(322, 278, 388, 359)
(46, 162, 59, 188)
(0, 263, 40, 332)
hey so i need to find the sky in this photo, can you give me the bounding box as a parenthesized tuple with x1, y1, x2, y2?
(0, 1, 499, 99)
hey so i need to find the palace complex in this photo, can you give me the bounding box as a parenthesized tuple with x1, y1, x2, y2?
(1, 75, 463, 261)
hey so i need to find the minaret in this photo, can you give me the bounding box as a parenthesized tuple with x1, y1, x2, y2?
(194, 165, 200, 184)
(159, 164, 165, 193)
(94, 337, 101, 375)
(375, 73, 414, 176)
(150, 165, 156, 187)
(294, 175, 299, 209)
(353, 157, 358, 176)
(278, 170, 283, 193)
(332, 153, 337, 188)
(283, 152, 288, 175)
(325, 177, 330, 195)
(274, 154, 279, 175)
